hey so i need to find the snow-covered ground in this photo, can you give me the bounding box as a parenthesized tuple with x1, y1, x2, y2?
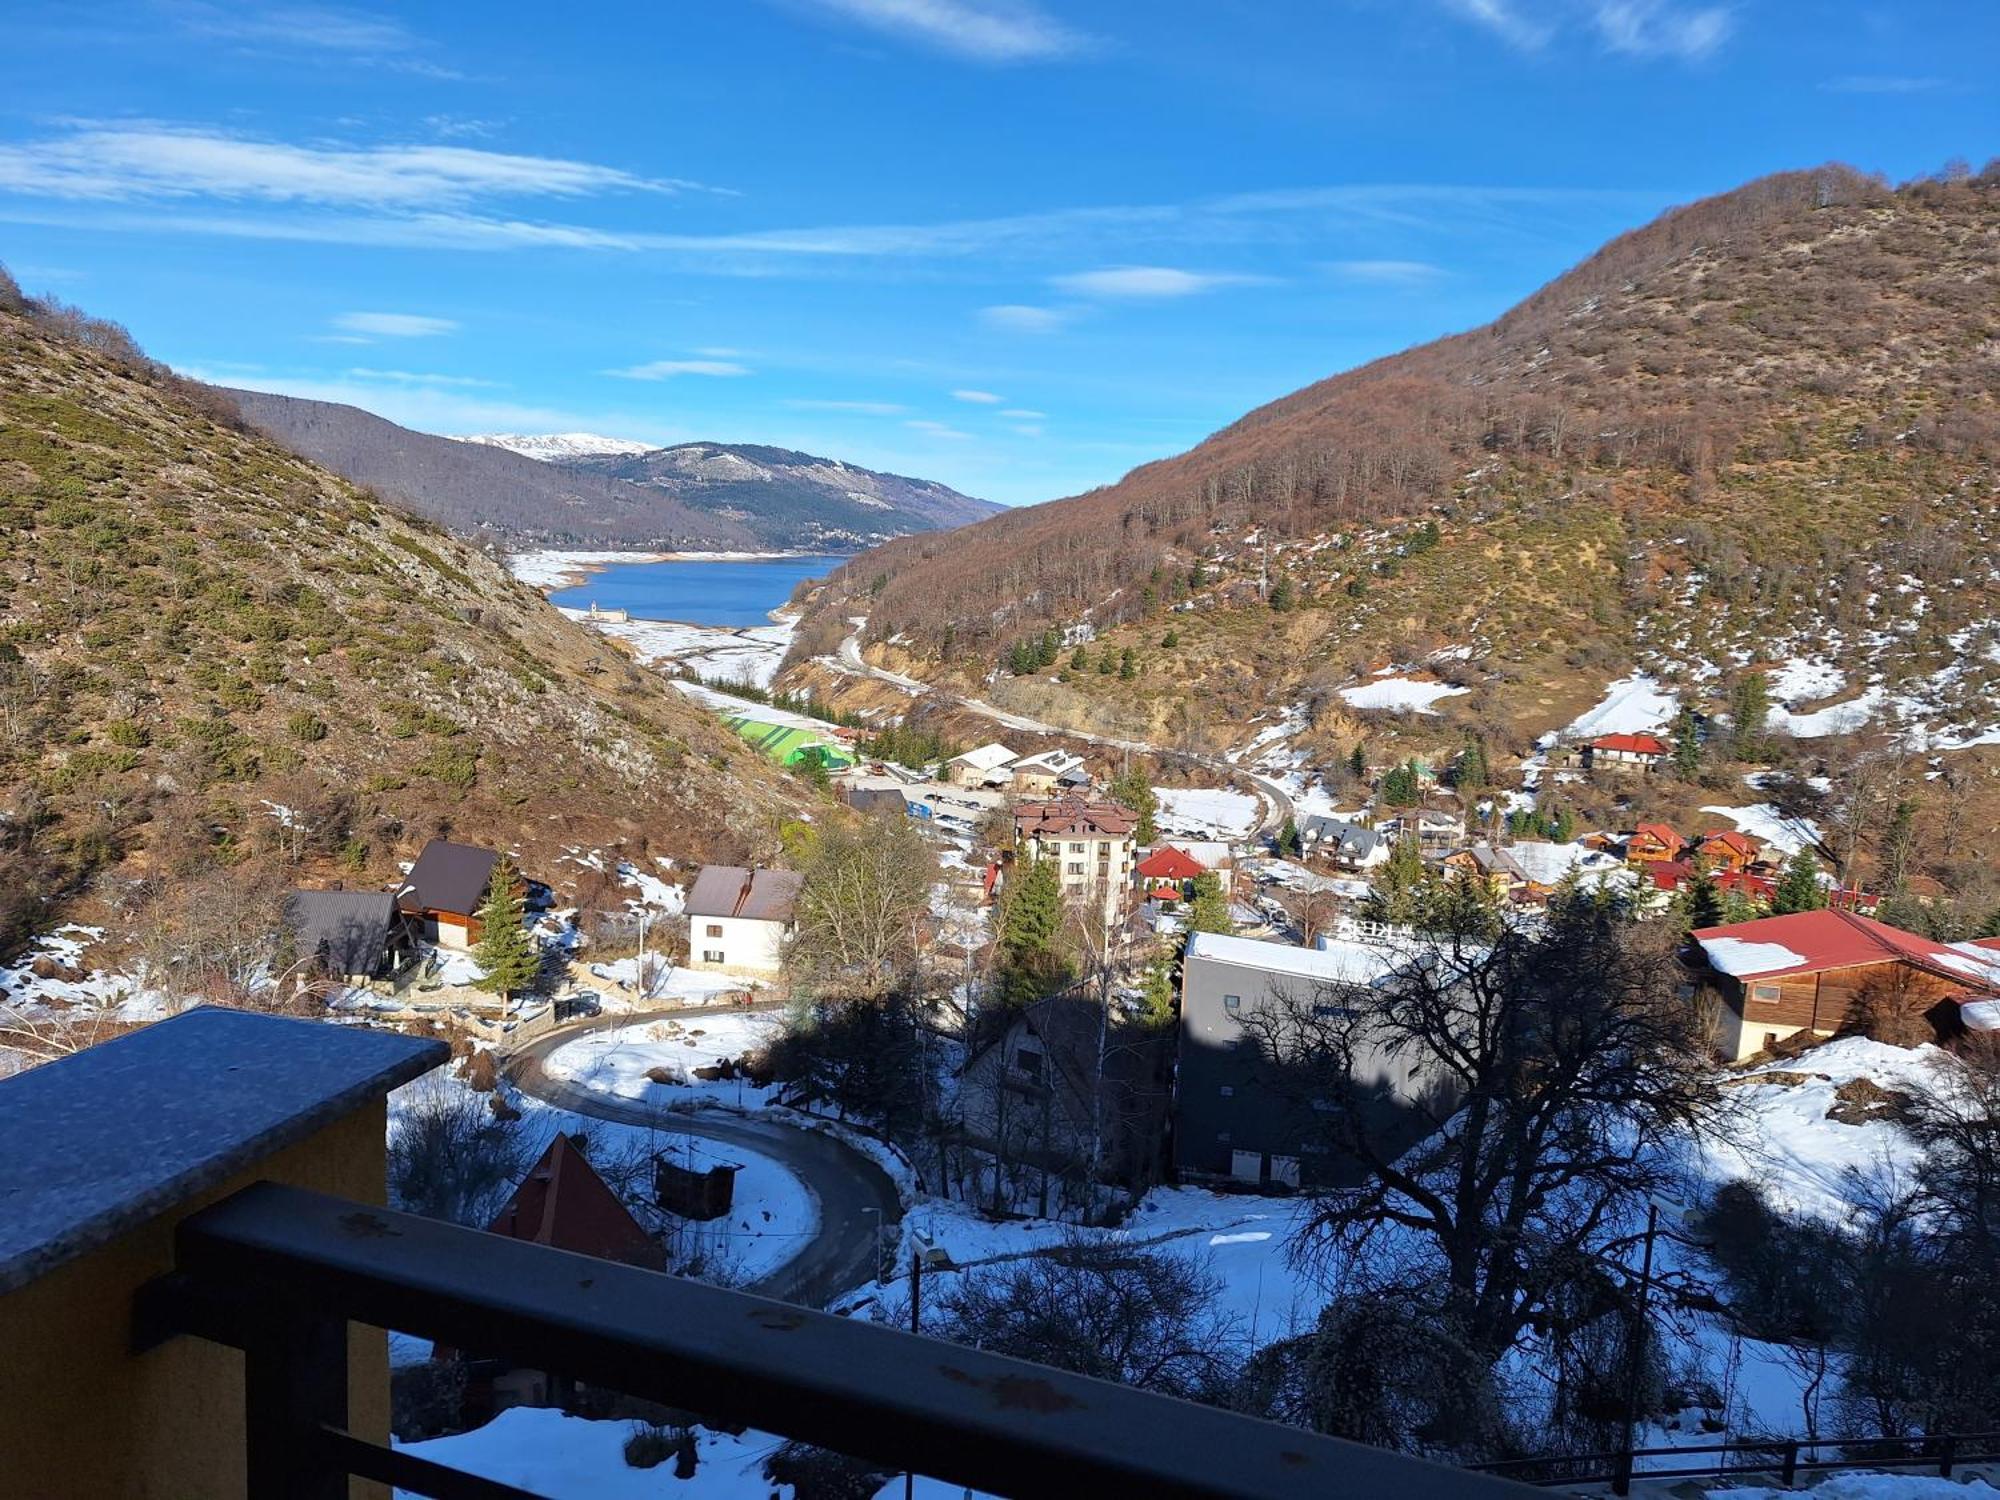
(1564, 673, 1679, 738)
(580, 957, 757, 1010)
(567, 610, 796, 689)
(543, 1012, 785, 1109)
(1699, 802, 1827, 857)
(1152, 786, 1261, 840)
(1336, 677, 1469, 715)
(507, 549, 668, 591)
(395, 1405, 986, 1499)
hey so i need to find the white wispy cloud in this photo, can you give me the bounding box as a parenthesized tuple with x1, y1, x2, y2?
(979, 304, 1070, 333)
(905, 418, 973, 439)
(346, 367, 500, 387)
(1820, 75, 1947, 94)
(783, 0, 1091, 62)
(1437, 0, 1732, 60)
(0, 123, 719, 207)
(333, 311, 457, 338)
(783, 398, 910, 414)
(163, 2, 464, 76)
(999, 407, 1045, 419)
(1322, 258, 1444, 284)
(952, 388, 1004, 403)
(1050, 265, 1264, 299)
(605, 359, 752, 380)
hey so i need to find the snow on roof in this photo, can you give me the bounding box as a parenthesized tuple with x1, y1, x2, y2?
(1011, 748, 1083, 773)
(1698, 935, 1812, 978)
(950, 743, 1017, 771)
(1505, 841, 1621, 887)
(1184, 930, 1401, 987)
(1162, 838, 1231, 868)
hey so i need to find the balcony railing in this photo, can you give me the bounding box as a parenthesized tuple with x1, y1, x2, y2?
(138, 1179, 1541, 1499)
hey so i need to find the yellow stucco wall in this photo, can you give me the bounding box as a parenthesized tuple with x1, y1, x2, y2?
(0, 1101, 393, 1500)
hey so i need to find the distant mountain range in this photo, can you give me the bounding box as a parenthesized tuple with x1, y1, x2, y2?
(221, 393, 1003, 552)
(457, 432, 655, 463)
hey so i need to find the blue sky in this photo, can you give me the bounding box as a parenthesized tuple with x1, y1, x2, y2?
(0, 2, 1988, 505)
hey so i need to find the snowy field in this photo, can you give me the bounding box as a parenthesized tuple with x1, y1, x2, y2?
(507, 550, 667, 591)
(1152, 786, 1261, 840)
(1699, 801, 1827, 857)
(566, 609, 795, 689)
(1336, 677, 1469, 714)
(543, 1012, 785, 1108)
(1563, 672, 1679, 738)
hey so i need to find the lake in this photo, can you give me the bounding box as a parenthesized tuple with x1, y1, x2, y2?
(548, 554, 845, 628)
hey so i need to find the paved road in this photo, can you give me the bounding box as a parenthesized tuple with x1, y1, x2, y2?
(827, 625, 1297, 835)
(506, 1005, 903, 1309)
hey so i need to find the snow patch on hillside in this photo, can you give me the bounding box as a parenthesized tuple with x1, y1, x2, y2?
(1564, 673, 1679, 737)
(1337, 677, 1469, 714)
(458, 432, 654, 462)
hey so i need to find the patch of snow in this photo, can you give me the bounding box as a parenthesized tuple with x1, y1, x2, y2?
(1699, 936, 1809, 976)
(1336, 678, 1469, 715)
(543, 1013, 785, 1108)
(1563, 673, 1679, 738)
(1152, 788, 1260, 840)
(1699, 803, 1825, 857)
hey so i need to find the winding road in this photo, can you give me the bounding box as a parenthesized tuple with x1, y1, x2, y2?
(827, 625, 1298, 835)
(506, 1004, 903, 1309)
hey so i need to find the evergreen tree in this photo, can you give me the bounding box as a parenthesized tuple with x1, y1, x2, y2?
(1188, 561, 1208, 590)
(1380, 761, 1420, 807)
(1036, 628, 1062, 669)
(1119, 647, 1137, 681)
(1546, 804, 1576, 843)
(472, 864, 539, 1001)
(1453, 735, 1490, 791)
(1366, 835, 1428, 925)
(1070, 644, 1089, 672)
(994, 856, 1069, 1005)
(1276, 816, 1302, 858)
(1348, 744, 1367, 780)
(1728, 673, 1771, 762)
(1111, 768, 1158, 843)
(1139, 948, 1178, 1026)
(1007, 639, 1035, 676)
(1679, 863, 1725, 932)
(1186, 872, 1231, 934)
(1670, 707, 1703, 781)
(1096, 651, 1115, 675)
(791, 746, 832, 791)
(1771, 849, 1828, 914)
(1161, 629, 1180, 649)
(1268, 576, 1295, 612)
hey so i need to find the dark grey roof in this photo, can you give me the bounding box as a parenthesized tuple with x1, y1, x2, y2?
(396, 838, 501, 918)
(0, 1008, 444, 1295)
(686, 865, 804, 922)
(285, 889, 397, 976)
(1302, 816, 1379, 859)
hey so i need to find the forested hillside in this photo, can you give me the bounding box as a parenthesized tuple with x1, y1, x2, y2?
(793, 166, 1999, 757)
(0, 273, 794, 961)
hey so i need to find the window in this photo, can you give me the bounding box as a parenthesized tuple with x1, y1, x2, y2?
(1311, 1004, 1354, 1019)
(1014, 1048, 1043, 1081)
(1751, 982, 1780, 1003)
(1067, 863, 1086, 876)
(1222, 994, 1241, 1013)
(702, 949, 725, 964)
(1070, 842, 1086, 854)
(705, 923, 724, 939)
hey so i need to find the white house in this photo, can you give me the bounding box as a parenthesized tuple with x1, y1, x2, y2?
(945, 742, 1018, 789)
(685, 866, 804, 976)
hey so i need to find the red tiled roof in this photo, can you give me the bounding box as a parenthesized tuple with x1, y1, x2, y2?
(1136, 847, 1205, 881)
(1591, 733, 1669, 755)
(1015, 798, 1138, 839)
(1692, 910, 2000, 997)
(487, 1134, 664, 1269)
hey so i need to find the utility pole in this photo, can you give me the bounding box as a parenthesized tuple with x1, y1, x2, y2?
(904, 1249, 923, 1500)
(1615, 1202, 1660, 1497)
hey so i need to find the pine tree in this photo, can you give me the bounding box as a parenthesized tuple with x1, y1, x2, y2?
(1276, 816, 1302, 858)
(1381, 761, 1420, 807)
(1771, 849, 1828, 914)
(1454, 735, 1490, 791)
(1186, 872, 1230, 934)
(1118, 647, 1137, 680)
(1007, 639, 1035, 675)
(1111, 768, 1158, 844)
(1367, 835, 1427, 924)
(995, 857, 1069, 1005)
(1670, 707, 1703, 780)
(1036, 628, 1062, 669)
(1348, 744, 1367, 780)
(1728, 673, 1771, 762)
(1268, 576, 1295, 612)
(1188, 561, 1207, 590)
(1680, 864, 1725, 932)
(1160, 629, 1180, 649)
(472, 864, 539, 1001)
(1096, 651, 1115, 675)
(1070, 645, 1089, 671)
(1139, 949, 1178, 1026)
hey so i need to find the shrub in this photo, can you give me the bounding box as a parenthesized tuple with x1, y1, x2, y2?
(286, 712, 328, 743)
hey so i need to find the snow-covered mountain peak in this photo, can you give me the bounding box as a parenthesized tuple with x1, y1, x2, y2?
(455, 432, 656, 463)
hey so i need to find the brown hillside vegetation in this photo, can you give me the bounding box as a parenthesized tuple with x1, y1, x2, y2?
(792, 165, 1999, 742)
(0, 272, 795, 962)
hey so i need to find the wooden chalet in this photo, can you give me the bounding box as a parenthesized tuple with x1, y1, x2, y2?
(395, 839, 507, 951)
(1694, 829, 1766, 874)
(1586, 732, 1669, 773)
(1623, 823, 1689, 864)
(1685, 910, 2000, 1061)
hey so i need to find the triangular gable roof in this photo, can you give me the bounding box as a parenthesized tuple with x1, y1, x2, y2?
(1136, 847, 1205, 881)
(487, 1134, 663, 1268)
(396, 840, 501, 919)
(686, 866, 803, 922)
(1698, 829, 1763, 858)
(1630, 822, 1686, 850)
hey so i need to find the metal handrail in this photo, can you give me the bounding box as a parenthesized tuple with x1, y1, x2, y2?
(142, 1181, 1542, 1500)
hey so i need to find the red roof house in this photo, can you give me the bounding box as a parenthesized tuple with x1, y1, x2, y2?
(1587, 732, 1669, 772)
(1696, 829, 1765, 872)
(1136, 847, 1206, 883)
(1625, 823, 1688, 863)
(487, 1133, 664, 1270)
(1687, 909, 2000, 1060)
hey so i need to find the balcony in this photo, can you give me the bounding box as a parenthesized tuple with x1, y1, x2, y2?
(0, 1009, 1539, 1499)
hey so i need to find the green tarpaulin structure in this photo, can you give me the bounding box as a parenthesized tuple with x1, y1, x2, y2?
(725, 715, 854, 770)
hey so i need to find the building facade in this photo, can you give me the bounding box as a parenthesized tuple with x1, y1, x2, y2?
(1013, 798, 1139, 925)
(685, 865, 804, 976)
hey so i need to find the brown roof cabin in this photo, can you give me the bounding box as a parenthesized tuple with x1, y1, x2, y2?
(1623, 823, 1688, 864)
(1694, 829, 1765, 874)
(1685, 909, 2000, 1062)
(394, 839, 505, 952)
